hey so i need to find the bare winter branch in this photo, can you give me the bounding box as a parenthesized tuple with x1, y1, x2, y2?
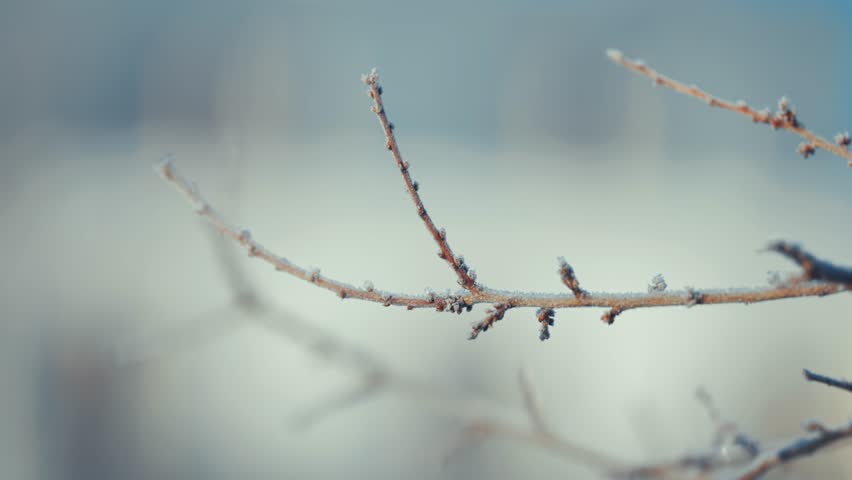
(157, 159, 848, 339)
(606, 49, 852, 165)
(156, 70, 851, 341)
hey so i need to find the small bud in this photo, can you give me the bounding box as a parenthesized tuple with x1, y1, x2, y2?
(835, 131, 850, 149)
(797, 142, 816, 159)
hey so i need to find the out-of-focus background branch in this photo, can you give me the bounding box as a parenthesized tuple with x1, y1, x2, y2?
(3, 0, 852, 478)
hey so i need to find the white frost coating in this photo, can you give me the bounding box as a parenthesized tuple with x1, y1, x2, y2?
(360, 67, 378, 85)
(605, 49, 624, 62)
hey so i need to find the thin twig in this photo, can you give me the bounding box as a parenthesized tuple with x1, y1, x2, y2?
(606, 49, 852, 165)
(361, 69, 480, 292)
(803, 368, 852, 395)
(518, 370, 550, 435)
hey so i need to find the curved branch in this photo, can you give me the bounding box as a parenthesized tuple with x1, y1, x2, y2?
(361, 69, 480, 292)
(158, 159, 847, 329)
(606, 49, 852, 165)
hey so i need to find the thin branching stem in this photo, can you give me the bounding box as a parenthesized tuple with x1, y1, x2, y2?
(607, 49, 852, 165)
(157, 159, 848, 335)
(157, 69, 851, 340)
(361, 69, 480, 292)
(737, 419, 852, 480)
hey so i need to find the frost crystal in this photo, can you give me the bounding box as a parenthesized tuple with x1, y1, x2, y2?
(648, 274, 667, 293)
(605, 49, 624, 62)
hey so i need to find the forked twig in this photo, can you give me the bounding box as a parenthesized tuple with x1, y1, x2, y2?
(156, 68, 851, 340)
(613, 371, 852, 480)
(606, 49, 852, 165)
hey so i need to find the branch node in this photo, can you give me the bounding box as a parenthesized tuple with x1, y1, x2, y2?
(685, 288, 703, 307)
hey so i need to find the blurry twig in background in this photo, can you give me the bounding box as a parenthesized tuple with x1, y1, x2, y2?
(611, 372, 852, 480)
(803, 368, 852, 395)
(606, 49, 852, 165)
(736, 369, 852, 480)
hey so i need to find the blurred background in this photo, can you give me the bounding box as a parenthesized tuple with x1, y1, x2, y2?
(2, 0, 852, 478)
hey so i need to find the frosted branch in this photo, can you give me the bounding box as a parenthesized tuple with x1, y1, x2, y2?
(607, 49, 852, 165)
(156, 70, 850, 341)
(362, 69, 480, 292)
